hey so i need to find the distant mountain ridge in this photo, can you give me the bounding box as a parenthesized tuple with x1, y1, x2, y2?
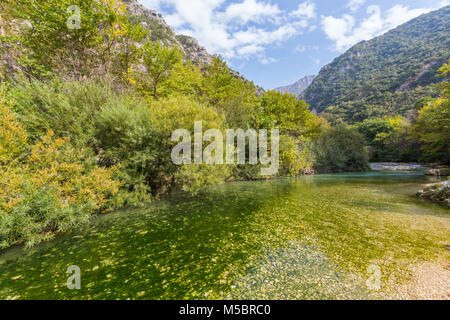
(301, 5, 450, 123)
(274, 75, 315, 96)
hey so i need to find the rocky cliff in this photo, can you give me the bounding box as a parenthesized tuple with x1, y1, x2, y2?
(274, 75, 315, 96)
(123, 0, 213, 65)
(123, 0, 263, 94)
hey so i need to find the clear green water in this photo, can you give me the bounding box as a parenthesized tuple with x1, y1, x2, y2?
(0, 173, 449, 300)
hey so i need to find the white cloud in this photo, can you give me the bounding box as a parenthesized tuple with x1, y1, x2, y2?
(222, 0, 281, 24)
(347, 0, 365, 12)
(260, 57, 277, 64)
(322, 4, 435, 51)
(140, 0, 317, 63)
(291, 1, 316, 19)
(237, 44, 264, 55)
(295, 44, 319, 53)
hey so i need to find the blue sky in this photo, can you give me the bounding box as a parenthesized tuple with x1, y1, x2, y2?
(139, 0, 449, 89)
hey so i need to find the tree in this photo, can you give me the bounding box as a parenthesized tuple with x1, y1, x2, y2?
(111, 15, 148, 81)
(411, 59, 450, 164)
(412, 98, 450, 164)
(131, 42, 182, 100)
(355, 116, 419, 162)
(1, 0, 127, 79)
(312, 126, 369, 173)
(201, 56, 259, 128)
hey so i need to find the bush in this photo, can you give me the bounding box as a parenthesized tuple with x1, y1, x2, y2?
(7, 79, 117, 147)
(94, 95, 231, 195)
(355, 116, 420, 162)
(0, 97, 120, 249)
(312, 126, 369, 173)
(93, 93, 159, 195)
(150, 96, 231, 194)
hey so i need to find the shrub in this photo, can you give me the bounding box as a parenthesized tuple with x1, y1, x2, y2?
(7, 79, 118, 147)
(312, 126, 369, 173)
(0, 96, 120, 249)
(355, 116, 420, 162)
(412, 98, 450, 164)
(94, 95, 230, 195)
(150, 96, 231, 194)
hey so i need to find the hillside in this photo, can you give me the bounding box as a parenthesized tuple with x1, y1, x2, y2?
(124, 0, 213, 65)
(123, 0, 264, 95)
(302, 5, 450, 124)
(274, 75, 315, 96)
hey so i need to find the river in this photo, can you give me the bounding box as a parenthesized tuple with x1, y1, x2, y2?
(0, 172, 449, 300)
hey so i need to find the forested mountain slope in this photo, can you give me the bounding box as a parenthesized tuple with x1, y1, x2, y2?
(302, 5, 450, 124)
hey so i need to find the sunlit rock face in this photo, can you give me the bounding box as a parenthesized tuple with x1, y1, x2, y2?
(122, 0, 214, 66)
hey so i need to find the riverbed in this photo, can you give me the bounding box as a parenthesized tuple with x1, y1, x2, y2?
(0, 172, 449, 300)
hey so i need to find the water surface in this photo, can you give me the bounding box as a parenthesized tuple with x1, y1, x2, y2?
(0, 173, 449, 299)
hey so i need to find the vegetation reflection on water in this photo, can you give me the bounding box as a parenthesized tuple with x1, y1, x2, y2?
(0, 173, 449, 300)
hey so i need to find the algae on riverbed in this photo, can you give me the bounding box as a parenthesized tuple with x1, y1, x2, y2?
(0, 173, 449, 300)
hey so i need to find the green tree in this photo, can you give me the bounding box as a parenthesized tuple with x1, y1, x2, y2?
(2, 0, 126, 79)
(411, 59, 450, 164)
(201, 57, 259, 128)
(355, 116, 419, 162)
(112, 16, 148, 81)
(312, 126, 369, 173)
(412, 98, 450, 164)
(131, 42, 182, 100)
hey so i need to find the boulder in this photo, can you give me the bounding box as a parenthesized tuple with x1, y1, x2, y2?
(425, 167, 450, 176)
(416, 181, 450, 207)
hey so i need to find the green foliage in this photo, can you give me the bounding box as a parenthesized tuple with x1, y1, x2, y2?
(259, 91, 309, 132)
(278, 135, 312, 176)
(150, 96, 230, 194)
(252, 91, 326, 178)
(93, 94, 230, 195)
(410, 59, 450, 164)
(303, 6, 450, 123)
(2, 0, 128, 80)
(437, 58, 450, 98)
(0, 0, 334, 250)
(7, 79, 113, 147)
(312, 126, 369, 173)
(93, 93, 156, 194)
(131, 42, 182, 99)
(0, 97, 120, 248)
(0, 93, 28, 163)
(355, 116, 420, 162)
(412, 98, 450, 164)
(111, 17, 148, 81)
(202, 57, 259, 128)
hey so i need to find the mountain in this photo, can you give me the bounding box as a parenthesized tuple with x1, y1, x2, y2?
(124, 0, 213, 65)
(302, 5, 450, 124)
(274, 75, 315, 96)
(124, 0, 264, 95)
